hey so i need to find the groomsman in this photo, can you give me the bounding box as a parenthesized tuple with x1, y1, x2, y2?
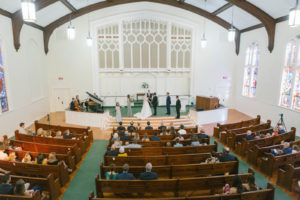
(152, 93, 158, 116)
(166, 92, 171, 115)
(176, 96, 181, 119)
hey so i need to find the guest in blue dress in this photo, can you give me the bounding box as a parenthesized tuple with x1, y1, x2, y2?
(105, 164, 118, 180)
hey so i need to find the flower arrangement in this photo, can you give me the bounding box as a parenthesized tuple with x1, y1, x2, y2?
(141, 82, 149, 89)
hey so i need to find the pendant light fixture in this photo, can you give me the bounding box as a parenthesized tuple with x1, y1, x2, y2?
(289, 0, 300, 27)
(200, 0, 207, 48)
(228, 7, 236, 42)
(86, 0, 93, 47)
(67, 18, 76, 40)
(21, 0, 36, 22)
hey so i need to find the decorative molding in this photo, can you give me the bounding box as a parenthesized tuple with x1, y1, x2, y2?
(43, 0, 240, 53)
(212, 3, 232, 16)
(225, 0, 276, 52)
(11, 11, 24, 51)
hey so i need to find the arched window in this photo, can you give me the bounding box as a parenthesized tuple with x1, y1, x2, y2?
(279, 40, 300, 111)
(242, 43, 260, 97)
(0, 40, 8, 112)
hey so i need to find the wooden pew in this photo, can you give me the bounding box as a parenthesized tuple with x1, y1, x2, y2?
(89, 182, 275, 199)
(34, 120, 93, 148)
(0, 159, 69, 186)
(213, 115, 261, 138)
(7, 149, 76, 171)
(15, 130, 86, 155)
(227, 128, 273, 150)
(112, 142, 217, 156)
(12, 140, 81, 163)
(277, 164, 300, 192)
(100, 160, 239, 179)
(258, 151, 300, 177)
(220, 121, 271, 145)
(247, 139, 300, 166)
(94, 169, 254, 198)
(104, 152, 220, 166)
(0, 190, 41, 200)
(236, 128, 296, 157)
(0, 173, 60, 200)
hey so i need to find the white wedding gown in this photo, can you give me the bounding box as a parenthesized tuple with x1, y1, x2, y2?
(134, 96, 152, 119)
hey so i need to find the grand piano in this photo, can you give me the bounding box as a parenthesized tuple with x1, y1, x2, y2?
(85, 92, 104, 113)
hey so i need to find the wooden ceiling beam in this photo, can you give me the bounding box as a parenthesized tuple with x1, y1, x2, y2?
(212, 3, 232, 16)
(0, 8, 12, 18)
(44, 0, 241, 54)
(225, 0, 276, 52)
(59, 0, 77, 12)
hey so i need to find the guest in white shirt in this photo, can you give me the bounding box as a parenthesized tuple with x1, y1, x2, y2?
(19, 123, 27, 134)
(177, 124, 186, 135)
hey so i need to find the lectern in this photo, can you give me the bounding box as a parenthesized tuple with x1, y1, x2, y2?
(196, 96, 219, 110)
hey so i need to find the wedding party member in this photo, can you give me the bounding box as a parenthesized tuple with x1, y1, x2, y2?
(127, 95, 132, 117)
(146, 90, 152, 104)
(166, 92, 171, 115)
(134, 95, 152, 119)
(70, 98, 76, 111)
(115, 102, 122, 122)
(152, 92, 158, 116)
(175, 96, 181, 119)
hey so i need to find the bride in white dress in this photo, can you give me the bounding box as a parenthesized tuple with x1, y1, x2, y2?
(134, 95, 152, 119)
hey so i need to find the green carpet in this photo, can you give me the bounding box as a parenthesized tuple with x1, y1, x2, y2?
(103, 105, 193, 117)
(62, 139, 293, 200)
(61, 140, 108, 200)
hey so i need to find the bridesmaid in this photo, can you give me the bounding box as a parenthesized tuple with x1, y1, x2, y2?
(115, 102, 122, 122)
(127, 95, 132, 117)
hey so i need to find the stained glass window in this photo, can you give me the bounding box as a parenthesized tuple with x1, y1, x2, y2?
(242, 43, 260, 97)
(279, 40, 300, 111)
(0, 42, 8, 113)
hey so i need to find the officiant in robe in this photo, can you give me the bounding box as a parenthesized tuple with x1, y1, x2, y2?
(152, 93, 158, 116)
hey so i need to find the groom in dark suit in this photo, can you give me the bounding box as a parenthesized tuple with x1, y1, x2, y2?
(152, 93, 158, 116)
(176, 96, 181, 119)
(166, 92, 171, 115)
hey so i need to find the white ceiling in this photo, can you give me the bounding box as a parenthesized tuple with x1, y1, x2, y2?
(218, 6, 261, 30)
(35, 2, 71, 27)
(0, 0, 292, 29)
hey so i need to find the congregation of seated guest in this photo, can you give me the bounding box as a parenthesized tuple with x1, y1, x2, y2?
(116, 164, 135, 180)
(150, 132, 160, 141)
(145, 121, 153, 130)
(245, 130, 254, 140)
(55, 131, 63, 139)
(198, 129, 209, 139)
(242, 174, 258, 192)
(272, 127, 279, 136)
(121, 132, 132, 142)
(177, 124, 186, 135)
(173, 139, 183, 147)
(127, 121, 136, 133)
(0, 173, 13, 195)
(139, 162, 158, 180)
(117, 130, 125, 138)
(21, 152, 33, 163)
(133, 132, 140, 141)
(271, 142, 292, 156)
(205, 151, 219, 164)
(168, 122, 175, 131)
(117, 122, 125, 132)
(47, 152, 59, 165)
(105, 164, 118, 180)
(160, 127, 169, 136)
(105, 146, 119, 156)
(166, 142, 172, 147)
(190, 136, 200, 146)
(223, 175, 246, 194)
(137, 122, 142, 131)
(18, 122, 27, 134)
(169, 126, 176, 136)
(278, 125, 285, 134)
(123, 139, 142, 148)
(219, 147, 236, 162)
(14, 179, 34, 197)
(292, 145, 300, 153)
(141, 133, 150, 142)
(200, 138, 208, 146)
(35, 153, 47, 165)
(63, 130, 73, 139)
(117, 147, 127, 157)
(158, 121, 166, 131)
(111, 133, 119, 142)
(0, 136, 9, 150)
(173, 133, 184, 141)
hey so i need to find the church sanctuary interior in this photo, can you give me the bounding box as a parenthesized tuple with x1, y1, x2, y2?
(2, 0, 300, 200)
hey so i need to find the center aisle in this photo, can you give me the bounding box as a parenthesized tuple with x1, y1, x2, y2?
(62, 140, 108, 200)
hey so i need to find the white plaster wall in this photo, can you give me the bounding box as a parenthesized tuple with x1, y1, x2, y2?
(46, 2, 236, 111)
(234, 21, 300, 135)
(0, 15, 49, 137)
